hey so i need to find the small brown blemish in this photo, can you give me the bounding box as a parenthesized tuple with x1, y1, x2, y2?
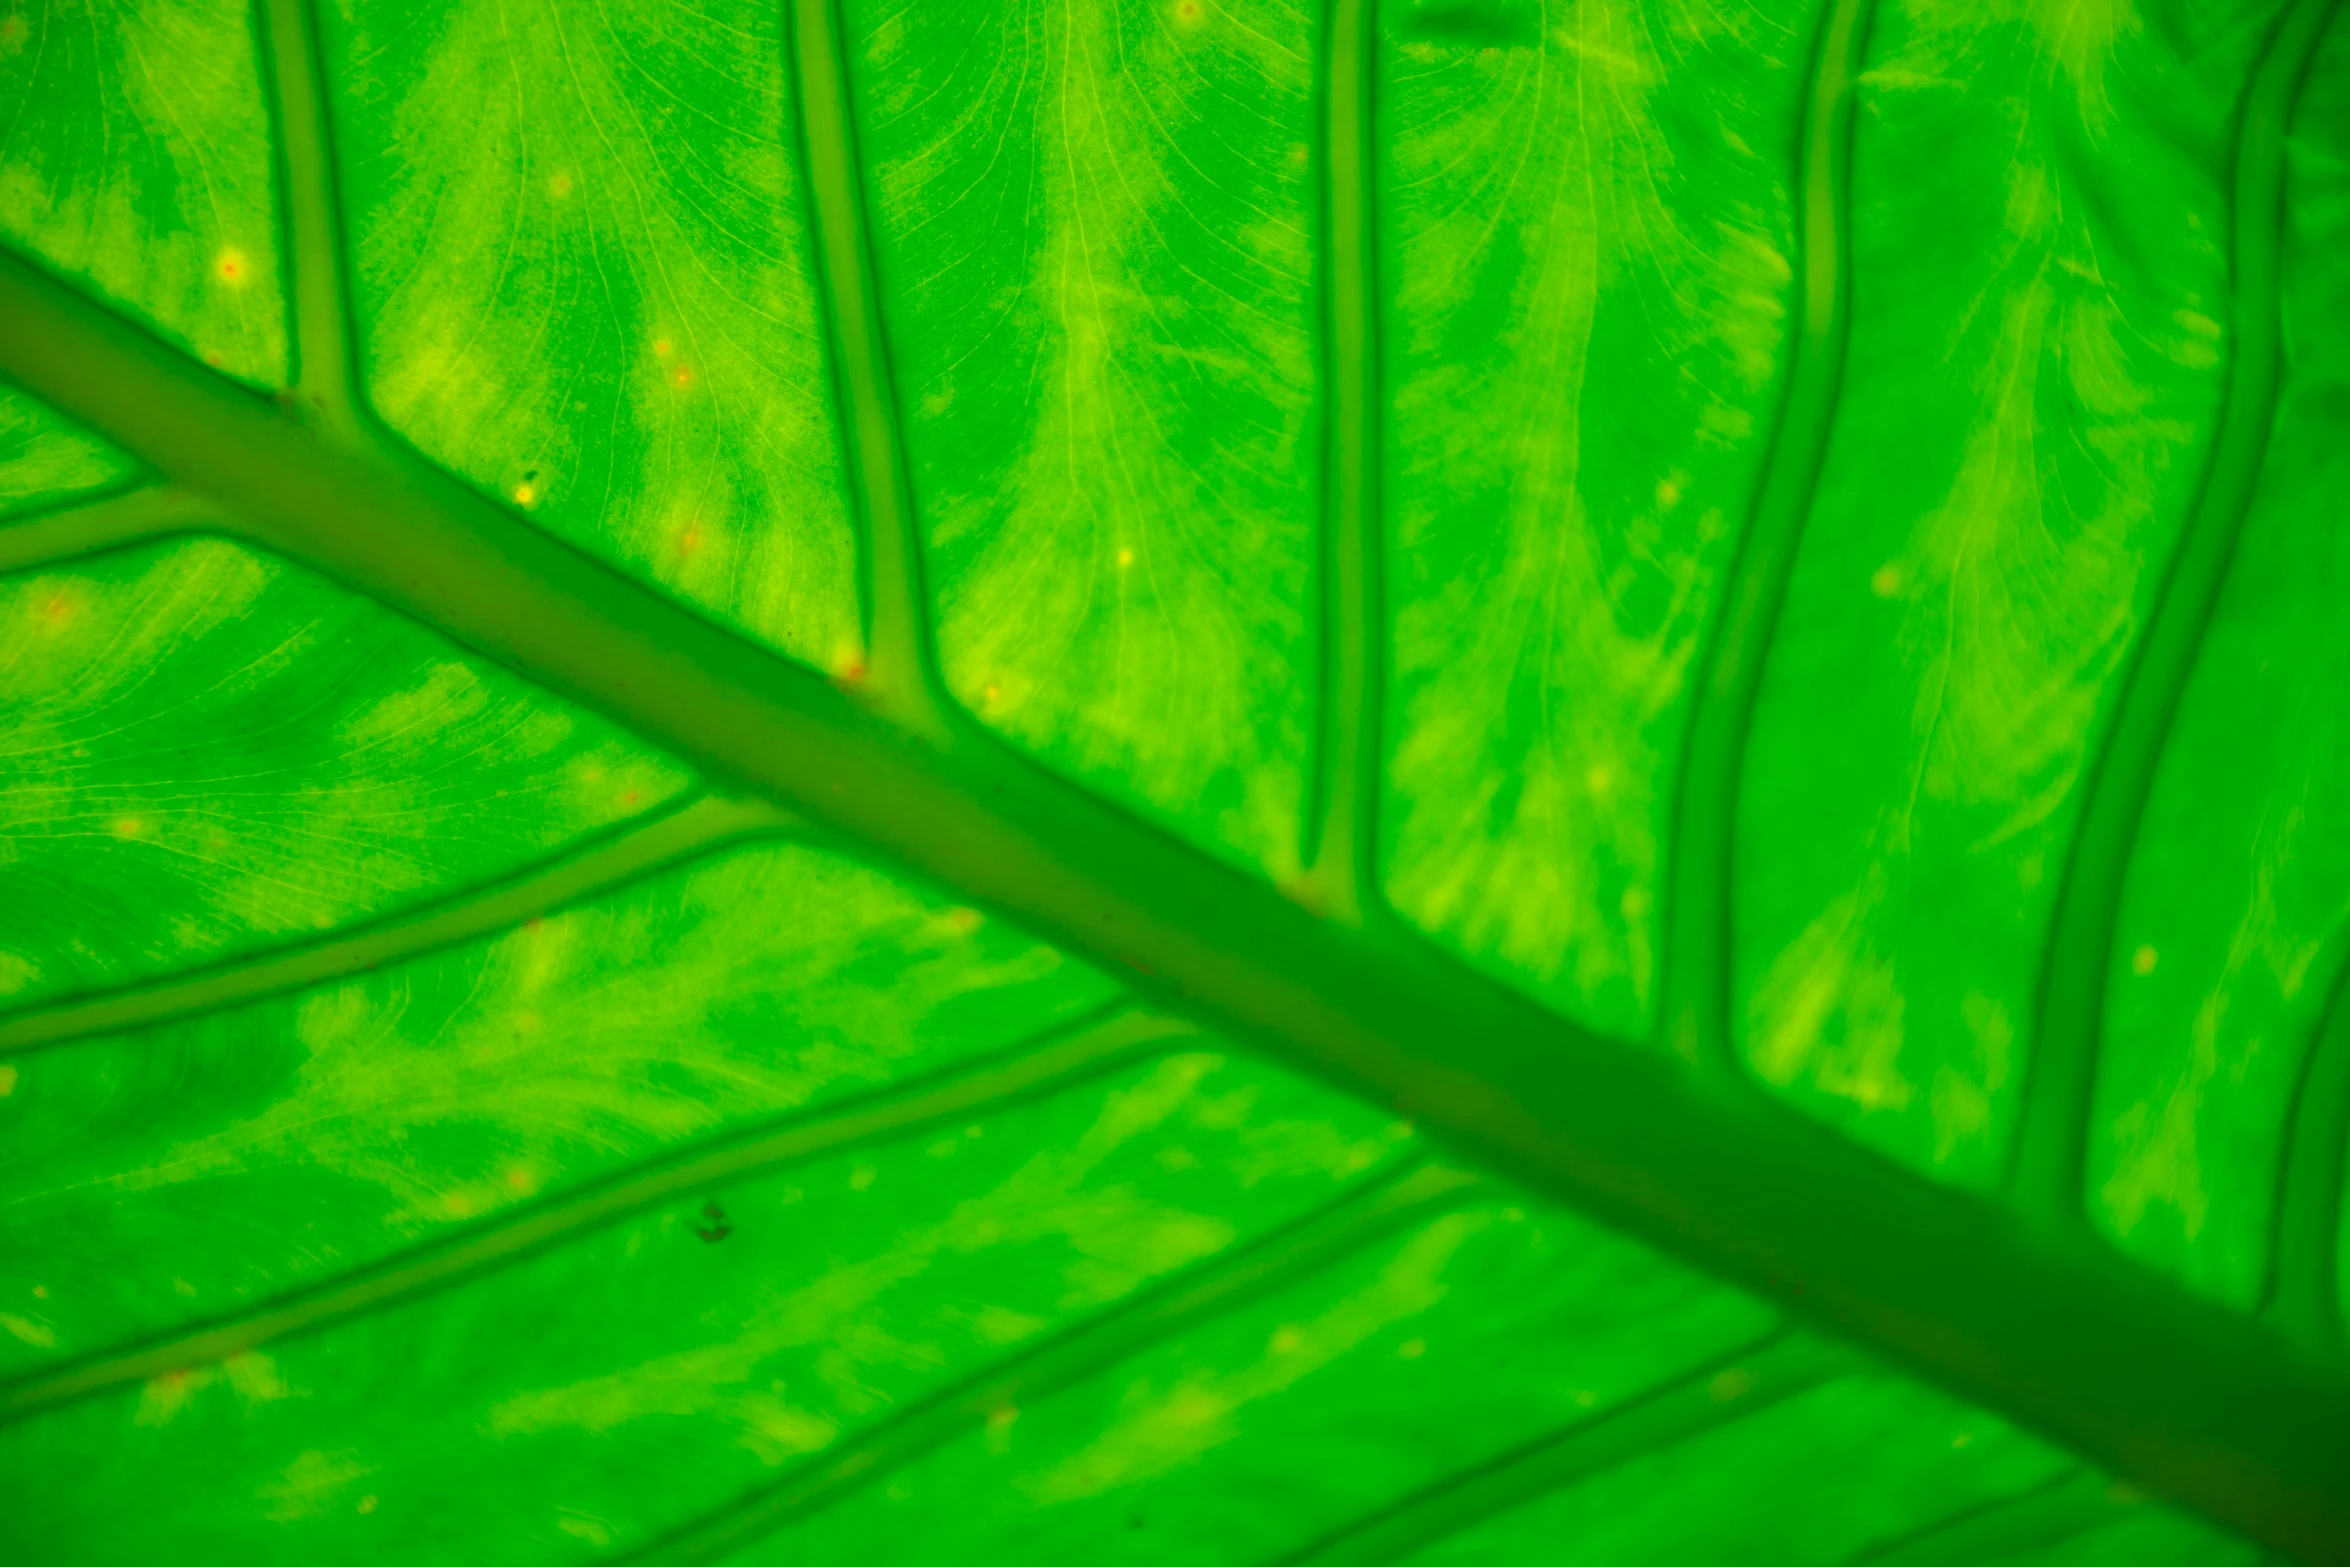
(1871, 562, 1905, 598)
(2132, 945, 2158, 977)
(216, 248, 248, 285)
(0, 1065, 17, 1097)
(549, 171, 574, 199)
(1708, 1367, 1755, 1402)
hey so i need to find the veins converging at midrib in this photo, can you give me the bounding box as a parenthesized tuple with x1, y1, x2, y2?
(0, 0, 2347, 1558)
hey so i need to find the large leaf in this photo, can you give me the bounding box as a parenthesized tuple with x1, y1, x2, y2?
(1, 0, 2345, 1561)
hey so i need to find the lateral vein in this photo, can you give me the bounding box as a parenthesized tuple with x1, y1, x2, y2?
(0, 793, 797, 1059)
(0, 1006, 1191, 1427)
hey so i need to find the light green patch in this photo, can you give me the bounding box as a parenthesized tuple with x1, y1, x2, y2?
(1379, 0, 1810, 1039)
(0, 1309, 55, 1348)
(132, 1352, 293, 1429)
(0, 384, 138, 518)
(2090, 12, 2350, 1308)
(0, 538, 689, 1007)
(852, 0, 1318, 879)
(0, 0, 288, 384)
(0, 838, 1120, 1377)
(258, 1449, 376, 1524)
(322, 0, 859, 670)
(1733, 0, 2278, 1182)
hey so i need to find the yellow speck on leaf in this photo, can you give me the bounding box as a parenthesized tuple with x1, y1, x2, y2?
(1396, 1337, 1426, 1361)
(216, 248, 248, 285)
(0, 1064, 16, 1096)
(2132, 944, 2158, 976)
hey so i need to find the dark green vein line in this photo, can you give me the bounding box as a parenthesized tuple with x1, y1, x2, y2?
(0, 484, 232, 575)
(2267, 945, 2350, 1350)
(1302, 0, 1382, 926)
(1840, 1469, 2123, 1567)
(0, 794, 795, 1060)
(609, 1158, 1481, 1567)
(2012, 0, 2345, 1227)
(1659, 0, 1874, 1074)
(0, 1006, 1189, 1428)
(1277, 1330, 1848, 1567)
(3, 246, 2348, 1562)
(788, 0, 946, 742)
(255, 0, 367, 445)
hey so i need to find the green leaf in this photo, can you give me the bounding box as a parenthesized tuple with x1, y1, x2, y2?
(0, 0, 2344, 1562)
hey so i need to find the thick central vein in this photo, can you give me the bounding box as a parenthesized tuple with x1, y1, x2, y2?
(0, 235, 2344, 1559)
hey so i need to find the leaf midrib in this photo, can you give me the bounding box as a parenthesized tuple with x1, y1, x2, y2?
(0, 0, 2343, 1559)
